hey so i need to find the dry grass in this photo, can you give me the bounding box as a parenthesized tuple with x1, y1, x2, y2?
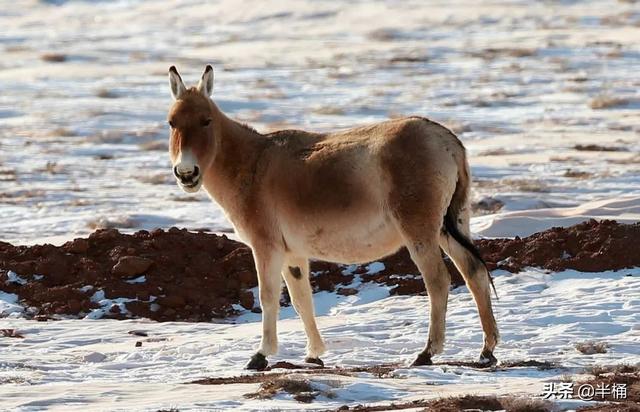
(578, 404, 640, 412)
(47, 127, 77, 137)
(367, 28, 403, 41)
(189, 362, 577, 408)
(571, 75, 589, 83)
(608, 154, 640, 165)
(252, 78, 279, 89)
(139, 140, 168, 151)
(67, 199, 92, 207)
(246, 90, 286, 100)
(191, 363, 400, 386)
(337, 395, 554, 412)
(169, 195, 202, 202)
(264, 121, 296, 132)
(36, 161, 65, 175)
(472, 47, 537, 59)
(387, 111, 407, 119)
(244, 377, 335, 403)
(1, 329, 24, 338)
(87, 216, 138, 230)
(472, 196, 505, 215)
(589, 95, 629, 109)
(0, 167, 17, 182)
(575, 341, 609, 355)
(604, 49, 623, 59)
(5, 45, 31, 52)
(478, 148, 511, 156)
(0, 190, 47, 204)
(500, 178, 550, 193)
(40, 53, 67, 62)
(85, 131, 125, 144)
(388, 53, 429, 63)
(96, 89, 120, 99)
(313, 106, 346, 115)
(499, 397, 555, 412)
(575, 144, 627, 152)
(0, 376, 29, 385)
(564, 169, 594, 179)
(501, 360, 561, 370)
(549, 155, 586, 164)
(574, 371, 640, 403)
(607, 124, 633, 132)
(137, 173, 172, 185)
(586, 364, 639, 377)
(444, 120, 472, 135)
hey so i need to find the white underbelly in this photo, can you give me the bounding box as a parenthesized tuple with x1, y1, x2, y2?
(283, 213, 404, 264)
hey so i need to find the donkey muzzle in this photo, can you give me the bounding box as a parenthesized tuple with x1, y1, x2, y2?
(173, 164, 201, 190)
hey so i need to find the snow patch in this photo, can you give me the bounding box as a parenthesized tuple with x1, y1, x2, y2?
(5, 271, 27, 286)
(0, 291, 24, 317)
(125, 275, 146, 284)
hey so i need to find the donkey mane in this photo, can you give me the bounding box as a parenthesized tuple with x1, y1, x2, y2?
(238, 122, 259, 135)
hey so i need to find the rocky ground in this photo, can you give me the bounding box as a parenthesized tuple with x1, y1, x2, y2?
(1, 219, 638, 322)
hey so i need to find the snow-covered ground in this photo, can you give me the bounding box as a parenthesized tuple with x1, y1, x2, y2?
(0, 0, 639, 244)
(2, 267, 639, 411)
(1, 0, 639, 410)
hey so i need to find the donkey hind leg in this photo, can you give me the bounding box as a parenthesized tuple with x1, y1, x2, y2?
(246, 248, 285, 371)
(440, 229, 499, 365)
(282, 256, 326, 366)
(407, 239, 451, 367)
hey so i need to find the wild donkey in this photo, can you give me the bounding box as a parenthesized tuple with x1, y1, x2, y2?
(166, 65, 499, 370)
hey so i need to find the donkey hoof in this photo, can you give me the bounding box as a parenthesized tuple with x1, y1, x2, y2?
(411, 352, 433, 367)
(246, 352, 268, 371)
(479, 350, 497, 366)
(305, 357, 324, 367)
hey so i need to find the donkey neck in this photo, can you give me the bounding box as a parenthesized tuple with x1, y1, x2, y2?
(204, 103, 267, 208)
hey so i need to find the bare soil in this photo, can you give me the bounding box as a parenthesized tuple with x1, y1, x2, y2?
(190, 363, 400, 385)
(477, 219, 640, 273)
(1, 220, 638, 321)
(0, 228, 257, 321)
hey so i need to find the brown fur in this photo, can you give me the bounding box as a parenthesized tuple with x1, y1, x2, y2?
(167, 67, 499, 368)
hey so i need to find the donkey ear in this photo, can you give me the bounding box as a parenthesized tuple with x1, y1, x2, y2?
(197, 65, 214, 97)
(169, 66, 187, 100)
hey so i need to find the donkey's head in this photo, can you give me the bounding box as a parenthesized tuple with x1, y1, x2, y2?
(167, 65, 216, 193)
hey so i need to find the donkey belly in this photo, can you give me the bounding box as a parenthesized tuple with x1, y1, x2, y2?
(285, 212, 404, 264)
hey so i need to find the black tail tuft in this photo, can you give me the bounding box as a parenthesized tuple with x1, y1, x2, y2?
(443, 210, 498, 300)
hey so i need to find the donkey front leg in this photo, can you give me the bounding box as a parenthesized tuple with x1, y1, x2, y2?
(246, 247, 285, 371)
(282, 256, 326, 366)
(407, 240, 451, 366)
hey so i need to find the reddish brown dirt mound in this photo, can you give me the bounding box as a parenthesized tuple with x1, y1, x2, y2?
(0, 228, 256, 321)
(477, 219, 640, 273)
(307, 249, 465, 298)
(0, 229, 465, 321)
(1, 220, 638, 321)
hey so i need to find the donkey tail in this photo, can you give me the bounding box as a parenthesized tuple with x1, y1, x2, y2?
(443, 161, 498, 299)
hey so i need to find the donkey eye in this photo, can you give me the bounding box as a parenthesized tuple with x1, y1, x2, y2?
(202, 118, 212, 127)
(168, 120, 175, 128)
